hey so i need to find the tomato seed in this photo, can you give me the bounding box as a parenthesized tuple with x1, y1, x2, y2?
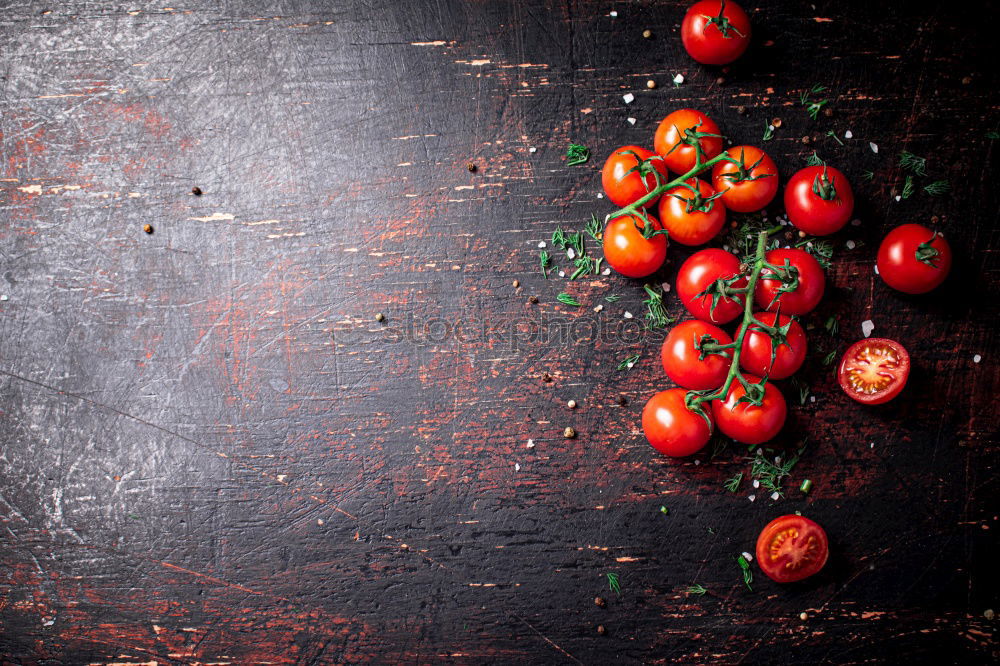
(563, 427, 576, 439)
(375, 312, 385, 322)
(642, 29, 652, 39)
(646, 80, 656, 89)
(191, 186, 202, 196)
(594, 596, 606, 607)
(567, 400, 577, 409)
(143, 224, 153, 234)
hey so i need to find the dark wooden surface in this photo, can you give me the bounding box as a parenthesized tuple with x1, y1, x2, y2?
(1, 1, 998, 663)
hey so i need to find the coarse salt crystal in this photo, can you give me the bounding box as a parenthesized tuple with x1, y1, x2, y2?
(874, 265, 880, 275)
(0, 295, 7, 301)
(597, 193, 604, 199)
(602, 268, 611, 275)
(862, 319, 875, 338)
(973, 354, 982, 363)
(661, 282, 671, 292)
(593, 304, 604, 313)
(870, 442, 875, 449)
(567, 248, 576, 259)
(810, 395, 816, 403)
(558, 271, 565, 278)
(742, 551, 754, 562)
(527, 439, 535, 449)
(538, 241, 547, 248)
(869, 142, 879, 153)
(752, 480, 760, 489)
(851, 219, 862, 226)
(627, 117, 637, 125)
(673, 73, 685, 85)
(626, 362, 634, 369)
(845, 130, 853, 139)
(723, 245, 730, 251)
(895, 195, 901, 202)
(846, 240, 856, 249)
(774, 456, 781, 464)
(515, 462, 520, 471)
(624, 311, 633, 319)
(694, 459, 701, 466)
(610, 10, 618, 16)
(748, 494, 757, 502)
(529, 146, 537, 153)
(623, 92, 635, 104)
(770, 491, 780, 500)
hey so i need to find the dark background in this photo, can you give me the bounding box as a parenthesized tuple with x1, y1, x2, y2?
(1, 0, 997, 663)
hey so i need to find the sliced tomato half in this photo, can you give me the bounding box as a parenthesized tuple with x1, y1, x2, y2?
(755, 514, 829, 583)
(837, 337, 910, 405)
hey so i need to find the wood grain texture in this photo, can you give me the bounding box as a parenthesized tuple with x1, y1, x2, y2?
(1, 0, 997, 663)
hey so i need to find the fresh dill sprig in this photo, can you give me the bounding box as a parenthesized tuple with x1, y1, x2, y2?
(822, 350, 837, 366)
(824, 316, 839, 336)
(726, 213, 781, 261)
(923, 180, 950, 196)
(737, 554, 753, 591)
(586, 213, 603, 241)
(570, 256, 595, 280)
(659, 505, 669, 515)
(566, 143, 590, 166)
(901, 175, 915, 199)
(898, 151, 927, 176)
(539, 250, 551, 278)
(642, 284, 673, 329)
(605, 294, 621, 303)
(557, 292, 580, 307)
(987, 130, 1000, 140)
(606, 572, 621, 595)
(805, 151, 824, 166)
(800, 84, 829, 120)
(723, 472, 743, 493)
(825, 130, 844, 146)
(686, 584, 708, 596)
(762, 122, 774, 142)
(795, 237, 834, 270)
(862, 169, 875, 181)
(747, 444, 805, 497)
(617, 353, 640, 371)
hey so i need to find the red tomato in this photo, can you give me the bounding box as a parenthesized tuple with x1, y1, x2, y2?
(662, 320, 734, 390)
(653, 109, 724, 175)
(681, 0, 752, 65)
(711, 145, 778, 213)
(837, 338, 910, 405)
(876, 224, 952, 294)
(784, 165, 854, 235)
(602, 213, 668, 278)
(657, 178, 727, 246)
(676, 248, 747, 324)
(711, 375, 786, 444)
(755, 515, 829, 583)
(601, 145, 669, 208)
(754, 248, 825, 315)
(642, 388, 713, 457)
(739, 312, 807, 380)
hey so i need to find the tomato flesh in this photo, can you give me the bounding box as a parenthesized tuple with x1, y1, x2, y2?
(756, 515, 829, 583)
(837, 338, 910, 405)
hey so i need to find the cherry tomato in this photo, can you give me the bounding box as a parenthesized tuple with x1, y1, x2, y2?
(653, 109, 724, 175)
(676, 248, 747, 324)
(711, 375, 786, 445)
(876, 224, 952, 294)
(739, 312, 807, 380)
(602, 213, 668, 278)
(784, 165, 854, 236)
(601, 145, 669, 208)
(754, 248, 825, 316)
(837, 338, 910, 405)
(755, 515, 829, 583)
(657, 178, 727, 246)
(681, 0, 752, 65)
(662, 320, 734, 390)
(642, 388, 714, 457)
(711, 145, 778, 213)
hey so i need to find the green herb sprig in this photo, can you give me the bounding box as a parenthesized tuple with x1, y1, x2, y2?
(566, 143, 590, 166)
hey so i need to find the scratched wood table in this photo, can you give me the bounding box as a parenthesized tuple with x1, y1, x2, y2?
(1, 1, 998, 664)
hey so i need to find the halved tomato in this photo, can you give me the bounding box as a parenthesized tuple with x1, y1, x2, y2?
(755, 515, 829, 583)
(837, 338, 910, 405)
